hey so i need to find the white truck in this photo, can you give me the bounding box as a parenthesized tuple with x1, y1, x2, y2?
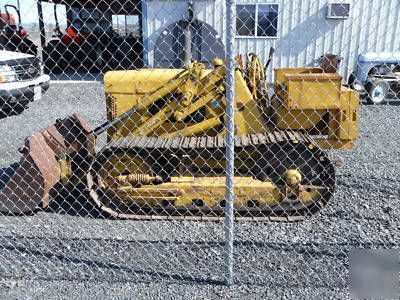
(0, 50, 50, 115)
(348, 52, 400, 104)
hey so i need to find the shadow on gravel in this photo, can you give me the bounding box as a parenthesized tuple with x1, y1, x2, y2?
(0, 237, 223, 285)
(360, 94, 400, 106)
(385, 100, 400, 106)
(44, 186, 110, 219)
(0, 106, 26, 120)
(336, 176, 398, 197)
(361, 99, 400, 106)
(2, 235, 394, 287)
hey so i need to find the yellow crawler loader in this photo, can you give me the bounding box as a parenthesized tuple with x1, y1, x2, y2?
(0, 54, 359, 221)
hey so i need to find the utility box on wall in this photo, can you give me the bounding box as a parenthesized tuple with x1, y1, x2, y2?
(326, 2, 350, 19)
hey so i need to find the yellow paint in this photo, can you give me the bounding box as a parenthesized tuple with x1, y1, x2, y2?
(107, 176, 322, 207)
(162, 116, 223, 138)
(233, 70, 268, 134)
(103, 56, 359, 152)
(273, 67, 359, 149)
(59, 157, 72, 184)
(283, 169, 302, 185)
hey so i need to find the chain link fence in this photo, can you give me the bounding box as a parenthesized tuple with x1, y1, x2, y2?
(0, 0, 399, 297)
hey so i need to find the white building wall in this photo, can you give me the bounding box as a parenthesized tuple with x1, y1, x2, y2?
(143, 0, 400, 81)
(143, 0, 226, 68)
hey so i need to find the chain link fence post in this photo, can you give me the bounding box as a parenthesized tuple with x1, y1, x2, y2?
(224, 0, 236, 287)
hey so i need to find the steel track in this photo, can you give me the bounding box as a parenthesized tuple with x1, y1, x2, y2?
(87, 130, 335, 221)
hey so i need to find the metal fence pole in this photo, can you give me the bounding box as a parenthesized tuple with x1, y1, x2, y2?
(224, 0, 236, 286)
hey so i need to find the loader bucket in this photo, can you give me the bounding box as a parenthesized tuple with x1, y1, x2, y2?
(0, 114, 95, 214)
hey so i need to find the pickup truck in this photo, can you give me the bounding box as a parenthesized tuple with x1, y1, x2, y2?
(0, 49, 50, 114)
(348, 52, 400, 104)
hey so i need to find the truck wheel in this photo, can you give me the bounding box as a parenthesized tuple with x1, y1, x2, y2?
(366, 79, 389, 104)
(43, 41, 66, 74)
(348, 73, 364, 92)
(23, 39, 38, 56)
(0, 103, 26, 118)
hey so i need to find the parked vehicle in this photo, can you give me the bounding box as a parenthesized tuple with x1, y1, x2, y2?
(348, 52, 400, 104)
(0, 4, 37, 55)
(0, 50, 50, 115)
(38, 0, 143, 73)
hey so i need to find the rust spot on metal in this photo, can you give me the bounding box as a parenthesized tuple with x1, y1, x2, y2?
(0, 114, 95, 214)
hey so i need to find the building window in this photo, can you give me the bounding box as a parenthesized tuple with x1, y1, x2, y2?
(236, 4, 278, 38)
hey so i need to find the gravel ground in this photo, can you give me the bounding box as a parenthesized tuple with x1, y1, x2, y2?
(0, 82, 399, 299)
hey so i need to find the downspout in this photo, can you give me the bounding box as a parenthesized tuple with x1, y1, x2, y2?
(142, 0, 149, 67)
(37, 0, 46, 57)
(182, 0, 194, 67)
